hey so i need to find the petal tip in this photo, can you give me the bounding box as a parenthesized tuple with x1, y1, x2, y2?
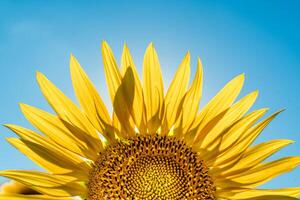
(101, 40, 108, 46)
(70, 53, 76, 62)
(147, 42, 155, 50)
(18, 102, 27, 110)
(252, 90, 259, 97)
(3, 123, 13, 130)
(101, 40, 109, 51)
(185, 51, 191, 61)
(197, 57, 203, 66)
(35, 71, 45, 82)
(287, 139, 295, 144)
(239, 73, 246, 80)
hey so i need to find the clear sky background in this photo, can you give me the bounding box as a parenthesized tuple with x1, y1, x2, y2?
(0, 0, 299, 189)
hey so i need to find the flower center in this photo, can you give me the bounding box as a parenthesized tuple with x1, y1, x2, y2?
(88, 135, 216, 199)
(126, 155, 187, 199)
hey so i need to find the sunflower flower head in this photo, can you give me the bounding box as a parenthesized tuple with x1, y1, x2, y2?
(0, 41, 299, 200)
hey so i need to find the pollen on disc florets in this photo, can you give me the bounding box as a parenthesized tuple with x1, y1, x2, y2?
(88, 134, 216, 200)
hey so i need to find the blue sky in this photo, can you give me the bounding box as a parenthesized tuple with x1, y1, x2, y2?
(0, 0, 299, 189)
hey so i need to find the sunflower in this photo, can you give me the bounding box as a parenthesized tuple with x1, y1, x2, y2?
(0, 42, 299, 200)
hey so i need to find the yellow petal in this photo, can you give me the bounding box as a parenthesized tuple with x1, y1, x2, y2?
(5, 125, 91, 175)
(121, 44, 145, 131)
(201, 108, 267, 166)
(220, 139, 293, 177)
(143, 43, 164, 133)
(163, 52, 190, 133)
(112, 68, 136, 136)
(0, 180, 38, 195)
(217, 187, 300, 199)
(180, 58, 203, 133)
(101, 41, 122, 102)
(7, 138, 89, 181)
(112, 111, 121, 133)
(0, 194, 73, 200)
(193, 74, 245, 143)
(101, 42, 136, 136)
(197, 90, 258, 148)
(0, 181, 73, 199)
(212, 110, 281, 168)
(244, 197, 298, 200)
(36, 72, 102, 155)
(217, 108, 267, 152)
(20, 104, 86, 157)
(220, 156, 300, 188)
(70, 54, 114, 142)
(0, 170, 85, 197)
